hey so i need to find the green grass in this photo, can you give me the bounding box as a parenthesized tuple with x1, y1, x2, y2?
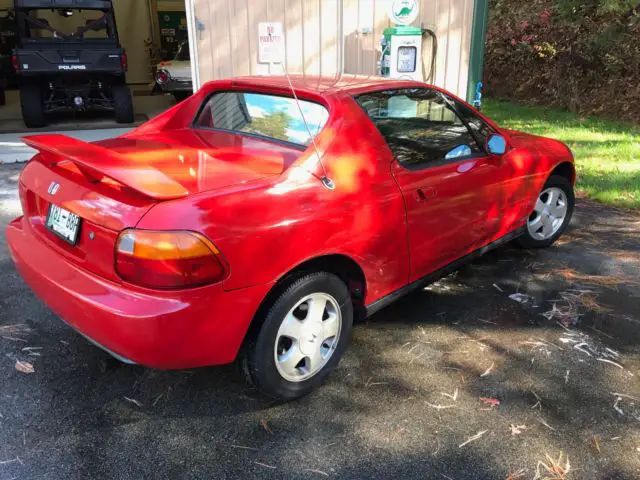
(483, 99, 640, 209)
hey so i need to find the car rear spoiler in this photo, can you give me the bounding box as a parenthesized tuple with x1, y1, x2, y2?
(22, 134, 188, 200)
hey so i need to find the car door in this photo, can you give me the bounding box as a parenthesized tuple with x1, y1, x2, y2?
(355, 88, 507, 282)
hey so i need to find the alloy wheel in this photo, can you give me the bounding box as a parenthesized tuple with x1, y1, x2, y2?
(527, 187, 568, 241)
(274, 293, 342, 382)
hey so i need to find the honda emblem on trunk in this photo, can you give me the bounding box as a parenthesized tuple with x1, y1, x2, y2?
(48, 182, 60, 195)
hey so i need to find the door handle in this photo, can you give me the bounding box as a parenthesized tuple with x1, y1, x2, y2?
(416, 187, 437, 202)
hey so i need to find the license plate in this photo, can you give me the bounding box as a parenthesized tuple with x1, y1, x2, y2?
(46, 204, 81, 245)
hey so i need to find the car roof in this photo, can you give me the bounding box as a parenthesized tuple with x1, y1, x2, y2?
(229, 74, 430, 97)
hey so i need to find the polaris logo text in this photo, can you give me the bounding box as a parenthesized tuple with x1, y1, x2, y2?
(58, 65, 87, 71)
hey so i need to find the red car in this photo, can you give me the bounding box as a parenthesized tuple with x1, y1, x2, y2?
(7, 76, 575, 399)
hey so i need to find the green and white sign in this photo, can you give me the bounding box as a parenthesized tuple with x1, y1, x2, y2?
(388, 0, 419, 26)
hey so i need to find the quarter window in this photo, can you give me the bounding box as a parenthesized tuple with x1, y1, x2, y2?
(194, 92, 329, 147)
(355, 88, 481, 167)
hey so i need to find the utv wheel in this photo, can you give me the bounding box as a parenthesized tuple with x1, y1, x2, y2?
(517, 175, 574, 248)
(243, 272, 353, 400)
(112, 84, 134, 124)
(20, 83, 46, 128)
(173, 91, 190, 102)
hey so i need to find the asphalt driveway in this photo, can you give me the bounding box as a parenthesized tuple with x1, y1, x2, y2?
(1, 164, 639, 479)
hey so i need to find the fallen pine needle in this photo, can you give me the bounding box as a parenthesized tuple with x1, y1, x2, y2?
(231, 444, 258, 451)
(493, 283, 504, 292)
(426, 402, 457, 410)
(534, 451, 570, 480)
(260, 419, 273, 435)
(597, 358, 624, 369)
(480, 361, 495, 377)
(564, 370, 570, 384)
(613, 397, 624, 415)
(0, 457, 20, 465)
(441, 388, 458, 401)
(409, 352, 426, 365)
(459, 430, 488, 448)
(255, 461, 276, 469)
(573, 342, 592, 356)
(539, 418, 556, 431)
(123, 397, 143, 408)
(15, 360, 35, 374)
(304, 468, 329, 477)
(591, 436, 601, 454)
(610, 392, 640, 401)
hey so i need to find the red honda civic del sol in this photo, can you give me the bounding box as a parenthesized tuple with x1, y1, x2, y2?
(7, 75, 575, 400)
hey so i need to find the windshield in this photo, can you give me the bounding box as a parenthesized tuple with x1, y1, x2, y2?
(194, 92, 329, 147)
(21, 9, 113, 40)
(174, 41, 190, 61)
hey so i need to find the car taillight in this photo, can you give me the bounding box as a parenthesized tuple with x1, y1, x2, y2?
(120, 51, 128, 70)
(12, 54, 18, 72)
(115, 230, 227, 289)
(156, 69, 170, 85)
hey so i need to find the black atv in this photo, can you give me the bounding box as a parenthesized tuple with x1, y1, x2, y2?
(12, 0, 134, 127)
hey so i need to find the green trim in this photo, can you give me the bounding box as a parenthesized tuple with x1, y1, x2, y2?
(467, 0, 489, 104)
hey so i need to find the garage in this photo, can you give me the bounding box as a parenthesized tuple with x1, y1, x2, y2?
(0, 0, 193, 161)
(1, 0, 488, 163)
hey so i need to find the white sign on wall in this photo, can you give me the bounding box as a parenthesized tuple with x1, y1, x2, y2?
(258, 22, 284, 64)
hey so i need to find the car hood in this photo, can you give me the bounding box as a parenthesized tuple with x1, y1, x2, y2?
(504, 129, 573, 158)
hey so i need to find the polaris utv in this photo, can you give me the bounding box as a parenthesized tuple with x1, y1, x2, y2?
(12, 0, 134, 127)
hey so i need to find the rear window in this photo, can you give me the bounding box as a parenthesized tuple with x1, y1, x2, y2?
(193, 92, 329, 147)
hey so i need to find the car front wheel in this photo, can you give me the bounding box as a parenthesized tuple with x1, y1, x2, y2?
(518, 174, 575, 248)
(243, 272, 353, 400)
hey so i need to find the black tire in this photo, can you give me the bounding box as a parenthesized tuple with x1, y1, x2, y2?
(0, 88, 5, 106)
(112, 84, 134, 124)
(243, 272, 353, 400)
(20, 83, 46, 128)
(517, 174, 574, 249)
(173, 91, 190, 102)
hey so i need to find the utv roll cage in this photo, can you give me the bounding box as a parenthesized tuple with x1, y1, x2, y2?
(14, 0, 119, 42)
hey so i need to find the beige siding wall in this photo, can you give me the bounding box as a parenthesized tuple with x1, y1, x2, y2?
(192, 0, 474, 99)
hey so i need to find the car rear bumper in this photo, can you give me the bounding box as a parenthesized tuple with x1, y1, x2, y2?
(157, 79, 192, 92)
(6, 216, 271, 369)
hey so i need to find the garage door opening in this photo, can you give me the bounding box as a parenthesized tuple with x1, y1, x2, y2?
(0, 0, 195, 160)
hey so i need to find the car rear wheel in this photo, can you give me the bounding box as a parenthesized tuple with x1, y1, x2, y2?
(243, 272, 353, 400)
(517, 175, 574, 248)
(20, 83, 46, 128)
(0, 88, 5, 106)
(112, 84, 134, 124)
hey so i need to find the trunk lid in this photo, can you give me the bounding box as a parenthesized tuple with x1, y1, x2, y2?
(19, 129, 302, 282)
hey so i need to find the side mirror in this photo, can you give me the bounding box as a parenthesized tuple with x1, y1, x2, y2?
(486, 134, 507, 155)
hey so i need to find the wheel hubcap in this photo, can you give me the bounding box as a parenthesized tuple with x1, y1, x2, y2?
(274, 293, 342, 382)
(527, 187, 568, 241)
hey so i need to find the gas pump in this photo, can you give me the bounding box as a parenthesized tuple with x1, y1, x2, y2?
(380, 26, 423, 81)
(378, 0, 437, 84)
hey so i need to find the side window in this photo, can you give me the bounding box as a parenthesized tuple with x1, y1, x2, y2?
(355, 89, 481, 167)
(442, 94, 496, 148)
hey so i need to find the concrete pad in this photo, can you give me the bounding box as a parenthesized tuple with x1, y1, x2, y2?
(0, 128, 133, 164)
